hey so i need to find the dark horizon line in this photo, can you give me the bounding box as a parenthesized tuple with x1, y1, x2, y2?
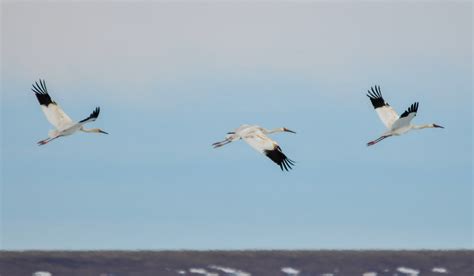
(1, 248, 472, 252)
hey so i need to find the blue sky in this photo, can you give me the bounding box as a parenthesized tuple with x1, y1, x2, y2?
(1, 1, 472, 250)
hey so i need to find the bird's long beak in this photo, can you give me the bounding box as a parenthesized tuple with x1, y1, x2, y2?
(284, 128, 296, 134)
(433, 124, 444, 129)
(100, 130, 109, 134)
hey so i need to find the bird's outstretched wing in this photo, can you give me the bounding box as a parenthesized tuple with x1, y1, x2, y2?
(391, 102, 419, 130)
(367, 85, 399, 129)
(264, 145, 295, 171)
(242, 131, 295, 171)
(79, 107, 101, 124)
(32, 79, 73, 129)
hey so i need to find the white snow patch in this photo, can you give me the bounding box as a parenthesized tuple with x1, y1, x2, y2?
(281, 267, 300, 275)
(177, 270, 187, 274)
(33, 273, 52, 276)
(432, 267, 449, 273)
(363, 273, 377, 276)
(189, 268, 218, 276)
(397, 267, 420, 275)
(189, 268, 207, 274)
(209, 265, 251, 276)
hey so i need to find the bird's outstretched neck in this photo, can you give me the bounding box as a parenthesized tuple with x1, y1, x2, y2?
(80, 127, 109, 134)
(263, 127, 296, 134)
(412, 123, 444, 130)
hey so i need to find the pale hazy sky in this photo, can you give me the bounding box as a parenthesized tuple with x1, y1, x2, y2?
(1, 1, 472, 250)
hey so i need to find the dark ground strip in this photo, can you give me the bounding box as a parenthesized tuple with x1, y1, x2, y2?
(0, 250, 472, 276)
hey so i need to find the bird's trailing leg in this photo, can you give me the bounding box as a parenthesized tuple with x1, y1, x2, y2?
(367, 134, 392, 147)
(212, 138, 232, 148)
(37, 136, 59, 146)
(37, 138, 51, 146)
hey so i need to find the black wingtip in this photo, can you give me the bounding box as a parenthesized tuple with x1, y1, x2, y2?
(264, 146, 295, 171)
(32, 79, 54, 106)
(79, 107, 101, 123)
(366, 85, 387, 109)
(91, 107, 100, 118)
(400, 102, 419, 118)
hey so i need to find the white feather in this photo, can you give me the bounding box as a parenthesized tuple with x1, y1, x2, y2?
(391, 112, 416, 131)
(40, 104, 73, 130)
(242, 131, 277, 154)
(375, 105, 399, 129)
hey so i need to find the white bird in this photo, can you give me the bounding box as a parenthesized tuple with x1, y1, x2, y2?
(32, 79, 108, 145)
(366, 85, 443, 146)
(212, 124, 296, 171)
